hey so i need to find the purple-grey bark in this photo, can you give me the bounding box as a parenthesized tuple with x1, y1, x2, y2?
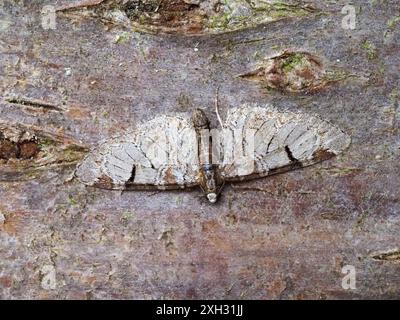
(0, 0, 399, 299)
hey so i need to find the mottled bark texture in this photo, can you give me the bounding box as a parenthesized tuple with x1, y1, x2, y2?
(0, 0, 399, 299)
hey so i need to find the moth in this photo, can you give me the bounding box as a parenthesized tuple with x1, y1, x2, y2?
(75, 105, 351, 203)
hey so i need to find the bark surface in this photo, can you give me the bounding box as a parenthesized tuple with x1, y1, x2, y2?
(0, 0, 399, 299)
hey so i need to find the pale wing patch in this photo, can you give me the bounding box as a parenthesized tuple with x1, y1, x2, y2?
(74, 151, 103, 186)
(103, 142, 153, 184)
(133, 115, 200, 186)
(220, 105, 351, 180)
(75, 115, 199, 190)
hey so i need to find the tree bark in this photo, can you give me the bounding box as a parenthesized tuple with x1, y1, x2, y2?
(0, 0, 399, 299)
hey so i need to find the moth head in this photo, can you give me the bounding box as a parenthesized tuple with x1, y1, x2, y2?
(206, 192, 218, 203)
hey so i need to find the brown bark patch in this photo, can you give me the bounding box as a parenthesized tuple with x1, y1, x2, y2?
(240, 51, 331, 94)
(120, 0, 205, 33)
(0, 140, 20, 160)
(163, 166, 177, 185)
(0, 276, 13, 288)
(95, 174, 116, 189)
(19, 141, 41, 159)
(312, 149, 335, 162)
(0, 213, 20, 235)
(0, 138, 40, 161)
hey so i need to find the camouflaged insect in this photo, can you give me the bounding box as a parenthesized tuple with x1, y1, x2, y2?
(75, 104, 351, 203)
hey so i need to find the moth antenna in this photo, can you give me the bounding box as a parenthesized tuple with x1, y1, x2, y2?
(214, 87, 223, 128)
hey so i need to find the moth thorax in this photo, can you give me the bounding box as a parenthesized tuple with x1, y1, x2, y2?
(191, 109, 210, 130)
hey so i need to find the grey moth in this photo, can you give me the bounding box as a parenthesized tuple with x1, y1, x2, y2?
(75, 105, 351, 203)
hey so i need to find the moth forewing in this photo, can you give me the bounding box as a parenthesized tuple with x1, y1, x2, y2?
(220, 105, 351, 181)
